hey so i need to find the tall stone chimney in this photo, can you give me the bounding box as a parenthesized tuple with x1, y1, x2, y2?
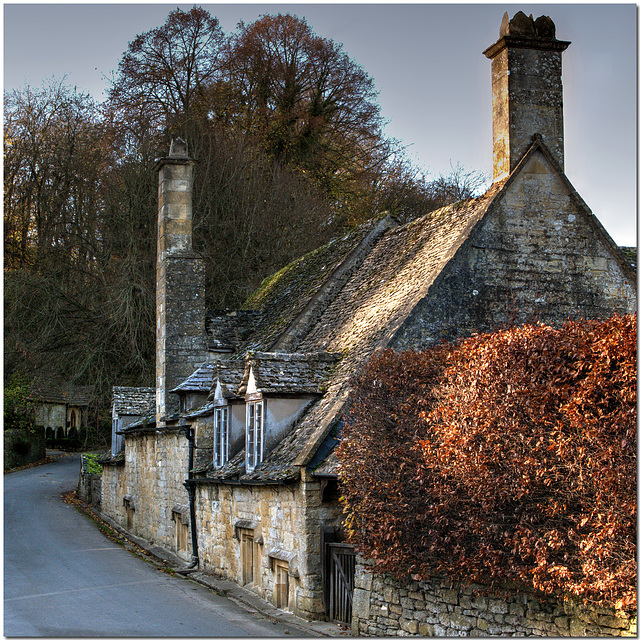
(484, 12, 570, 182)
(154, 139, 206, 423)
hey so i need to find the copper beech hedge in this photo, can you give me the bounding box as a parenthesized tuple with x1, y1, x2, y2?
(337, 314, 637, 610)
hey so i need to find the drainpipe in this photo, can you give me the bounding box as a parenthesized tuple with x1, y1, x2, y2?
(179, 418, 199, 571)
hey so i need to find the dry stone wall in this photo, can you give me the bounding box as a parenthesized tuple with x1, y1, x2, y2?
(352, 560, 637, 637)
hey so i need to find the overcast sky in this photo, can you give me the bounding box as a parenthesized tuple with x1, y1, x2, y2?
(3, 3, 637, 246)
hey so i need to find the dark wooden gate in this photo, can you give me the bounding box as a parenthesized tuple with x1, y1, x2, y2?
(327, 543, 355, 625)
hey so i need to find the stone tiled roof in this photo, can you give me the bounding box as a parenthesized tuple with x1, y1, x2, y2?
(112, 387, 155, 416)
(207, 360, 246, 402)
(171, 363, 215, 394)
(238, 351, 340, 396)
(201, 184, 503, 483)
(237, 216, 392, 352)
(29, 378, 94, 406)
(121, 413, 156, 432)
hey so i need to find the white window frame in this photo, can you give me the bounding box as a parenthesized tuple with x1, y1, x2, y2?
(246, 400, 264, 471)
(213, 406, 229, 468)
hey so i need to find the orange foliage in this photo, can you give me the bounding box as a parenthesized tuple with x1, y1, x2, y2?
(337, 314, 637, 609)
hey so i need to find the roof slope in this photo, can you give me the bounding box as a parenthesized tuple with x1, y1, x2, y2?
(234, 215, 395, 353)
(113, 387, 155, 416)
(238, 352, 340, 396)
(205, 183, 503, 483)
(29, 378, 94, 406)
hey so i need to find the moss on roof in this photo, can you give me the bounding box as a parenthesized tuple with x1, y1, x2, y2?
(238, 220, 379, 351)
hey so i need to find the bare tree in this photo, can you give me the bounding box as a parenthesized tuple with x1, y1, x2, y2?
(107, 6, 225, 143)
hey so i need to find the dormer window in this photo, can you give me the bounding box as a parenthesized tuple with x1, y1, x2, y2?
(213, 406, 229, 468)
(246, 401, 264, 471)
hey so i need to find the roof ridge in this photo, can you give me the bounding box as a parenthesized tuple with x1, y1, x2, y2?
(272, 214, 399, 351)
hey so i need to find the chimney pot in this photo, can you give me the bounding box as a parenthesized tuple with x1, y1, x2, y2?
(169, 138, 189, 158)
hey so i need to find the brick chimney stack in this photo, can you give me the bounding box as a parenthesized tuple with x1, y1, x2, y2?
(484, 12, 570, 182)
(154, 139, 206, 423)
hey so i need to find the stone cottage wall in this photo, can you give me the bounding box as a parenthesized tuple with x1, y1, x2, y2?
(352, 560, 637, 637)
(101, 431, 191, 559)
(123, 431, 191, 555)
(392, 150, 636, 351)
(195, 476, 343, 620)
(101, 462, 125, 524)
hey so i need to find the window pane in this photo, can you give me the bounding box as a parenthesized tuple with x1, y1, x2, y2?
(246, 403, 254, 469)
(256, 402, 263, 464)
(215, 407, 229, 468)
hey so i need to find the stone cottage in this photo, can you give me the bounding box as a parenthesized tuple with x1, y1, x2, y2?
(110, 387, 155, 458)
(100, 11, 636, 626)
(29, 378, 94, 446)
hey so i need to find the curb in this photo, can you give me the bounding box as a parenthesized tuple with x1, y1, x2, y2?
(68, 490, 348, 637)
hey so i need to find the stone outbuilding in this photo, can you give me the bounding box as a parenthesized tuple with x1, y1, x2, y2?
(100, 11, 636, 627)
(29, 378, 94, 446)
(110, 387, 156, 457)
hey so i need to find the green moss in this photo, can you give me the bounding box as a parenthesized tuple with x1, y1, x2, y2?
(242, 256, 305, 309)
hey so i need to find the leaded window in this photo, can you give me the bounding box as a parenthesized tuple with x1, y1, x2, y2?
(213, 406, 229, 468)
(246, 401, 264, 471)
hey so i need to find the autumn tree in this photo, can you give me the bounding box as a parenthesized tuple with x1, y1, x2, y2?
(4, 79, 108, 271)
(223, 14, 384, 165)
(4, 79, 155, 432)
(220, 13, 398, 224)
(189, 122, 334, 308)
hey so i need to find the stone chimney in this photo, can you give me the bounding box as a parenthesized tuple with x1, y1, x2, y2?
(484, 12, 571, 182)
(154, 139, 206, 423)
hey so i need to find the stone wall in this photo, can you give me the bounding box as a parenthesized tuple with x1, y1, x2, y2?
(101, 430, 192, 559)
(4, 427, 46, 470)
(101, 417, 344, 620)
(392, 149, 636, 351)
(77, 470, 102, 509)
(352, 561, 637, 637)
(195, 476, 343, 620)
(101, 462, 125, 522)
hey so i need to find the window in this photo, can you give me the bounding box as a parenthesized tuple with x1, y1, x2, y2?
(179, 394, 195, 414)
(213, 407, 229, 468)
(246, 401, 264, 471)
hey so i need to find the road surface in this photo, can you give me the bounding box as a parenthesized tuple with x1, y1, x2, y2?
(4, 452, 311, 637)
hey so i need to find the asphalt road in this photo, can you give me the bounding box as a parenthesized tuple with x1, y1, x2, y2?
(4, 452, 309, 637)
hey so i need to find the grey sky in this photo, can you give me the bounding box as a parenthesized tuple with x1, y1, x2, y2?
(3, 3, 637, 246)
